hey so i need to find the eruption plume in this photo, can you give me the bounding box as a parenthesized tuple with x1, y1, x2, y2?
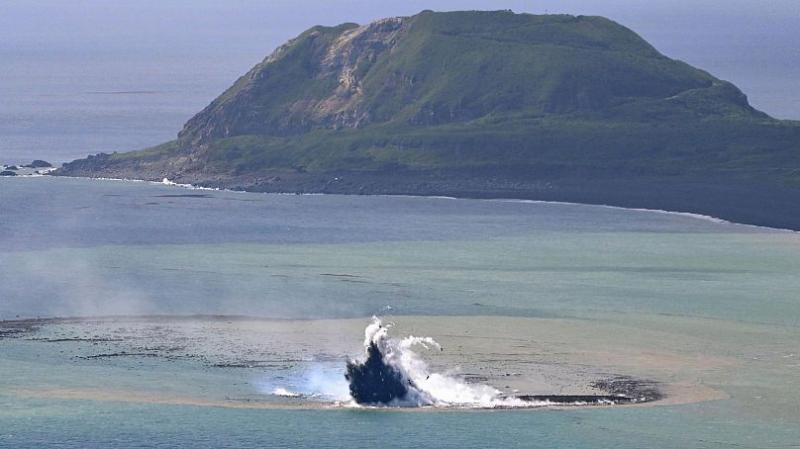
(344, 317, 529, 407)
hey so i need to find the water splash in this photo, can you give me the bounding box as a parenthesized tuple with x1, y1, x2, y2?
(272, 387, 301, 397)
(345, 317, 538, 408)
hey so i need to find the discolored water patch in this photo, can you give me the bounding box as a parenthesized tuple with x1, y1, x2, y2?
(0, 315, 737, 411)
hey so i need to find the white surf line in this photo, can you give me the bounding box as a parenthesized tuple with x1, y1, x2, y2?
(492, 198, 800, 233)
(490, 198, 730, 225)
(43, 174, 796, 233)
(51, 174, 227, 192)
(375, 194, 790, 232)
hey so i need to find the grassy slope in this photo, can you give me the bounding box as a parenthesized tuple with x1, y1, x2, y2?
(70, 11, 800, 190)
(178, 117, 798, 185)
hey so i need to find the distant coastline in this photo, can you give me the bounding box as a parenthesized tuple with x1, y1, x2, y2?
(50, 10, 800, 233)
(42, 171, 799, 232)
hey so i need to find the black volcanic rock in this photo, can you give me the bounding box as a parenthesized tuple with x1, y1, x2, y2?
(25, 160, 52, 168)
(345, 342, 411, 404)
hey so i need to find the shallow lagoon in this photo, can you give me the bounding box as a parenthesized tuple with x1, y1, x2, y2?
(1, 176, 799, 448)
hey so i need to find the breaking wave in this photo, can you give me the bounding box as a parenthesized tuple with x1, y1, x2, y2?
(161, 178, 219, 191)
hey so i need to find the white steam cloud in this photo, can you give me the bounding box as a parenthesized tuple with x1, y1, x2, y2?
(361, 317, 534, 408)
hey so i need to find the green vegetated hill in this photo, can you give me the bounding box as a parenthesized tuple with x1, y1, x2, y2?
(57, 10, 800, 227)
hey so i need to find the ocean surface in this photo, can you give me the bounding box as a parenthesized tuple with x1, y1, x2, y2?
(1, 176, 799, 448)
(3, 2, 800, 446)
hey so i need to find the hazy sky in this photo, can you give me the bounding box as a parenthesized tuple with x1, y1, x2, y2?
(1, 0, 798, 118)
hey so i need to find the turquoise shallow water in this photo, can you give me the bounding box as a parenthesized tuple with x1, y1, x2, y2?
(3, 176, 794, 324)
(1, 176, 799, 448)
(2, 399, 797, 449)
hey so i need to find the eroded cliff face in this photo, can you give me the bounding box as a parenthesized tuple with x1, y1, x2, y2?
(174, 10, 765, 150)
(310, 17, 406, 128)
(178, 17, 407, 146)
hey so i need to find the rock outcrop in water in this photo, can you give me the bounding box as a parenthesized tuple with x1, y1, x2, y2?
(24, 160, 52, 168)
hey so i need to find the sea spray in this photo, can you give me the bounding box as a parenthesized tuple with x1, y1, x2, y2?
(260, 364, 350, 401)
(268, 318, 647, 407)
(304, 365, 351, 400)
(272, 387, 301, 397)
(344, 317, 533, 408)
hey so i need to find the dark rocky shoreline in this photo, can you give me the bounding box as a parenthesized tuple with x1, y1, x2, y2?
(52, 164, 800, 231)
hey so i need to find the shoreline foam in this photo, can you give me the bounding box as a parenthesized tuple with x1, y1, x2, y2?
(23, 174, 795, 233)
